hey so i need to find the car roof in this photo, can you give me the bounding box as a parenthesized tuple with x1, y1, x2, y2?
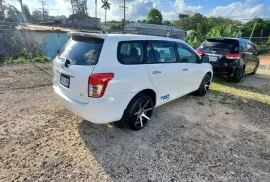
(68, 32, 186, 43)
(206, 37, 253, 44)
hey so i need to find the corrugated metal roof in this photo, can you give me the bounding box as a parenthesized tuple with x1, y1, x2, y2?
(125, 23, 185, 32)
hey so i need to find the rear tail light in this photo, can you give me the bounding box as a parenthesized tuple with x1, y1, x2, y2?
(196, 49, 204, 55)
(88, 73, 114, 98)
(225, 53, 241, 59)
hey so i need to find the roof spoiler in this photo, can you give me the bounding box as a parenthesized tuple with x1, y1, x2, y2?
(67, 32, 107, 39)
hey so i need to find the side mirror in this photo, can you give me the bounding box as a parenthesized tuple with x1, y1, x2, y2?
(201, 56, 209, 63)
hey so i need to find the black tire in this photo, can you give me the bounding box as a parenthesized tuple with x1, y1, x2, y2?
(231, 66, 244, 83)
(115, 93, 154, 130)
(195, 74, 211, 96)
(251, 63, 259, 75)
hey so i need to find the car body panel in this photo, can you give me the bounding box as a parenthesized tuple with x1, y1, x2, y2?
(53, 33, 213, 124)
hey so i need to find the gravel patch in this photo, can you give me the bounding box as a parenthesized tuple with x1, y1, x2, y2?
(1, 63, 270, 181)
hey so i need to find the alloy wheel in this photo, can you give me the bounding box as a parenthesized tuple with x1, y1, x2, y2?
(133, 99, 153, 128)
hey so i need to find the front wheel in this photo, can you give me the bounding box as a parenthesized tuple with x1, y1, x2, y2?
(195, 74, 211, 96)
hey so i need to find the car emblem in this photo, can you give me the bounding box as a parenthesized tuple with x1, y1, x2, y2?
(212, 51, 216, 54)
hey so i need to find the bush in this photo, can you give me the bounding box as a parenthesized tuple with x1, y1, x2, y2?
(4, 56, 50, 64)
(256, 44, 270, 55)
(266, 36, 270, 45)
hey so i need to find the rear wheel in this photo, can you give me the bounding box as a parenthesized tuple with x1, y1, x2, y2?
(231, 66, 244, 83)
(115, 93, 154, 130)
(195, 74, 211, 96)
(251, 63, 259, 75)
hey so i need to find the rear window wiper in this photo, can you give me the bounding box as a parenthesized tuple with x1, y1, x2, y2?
(58, 56, 71, 67)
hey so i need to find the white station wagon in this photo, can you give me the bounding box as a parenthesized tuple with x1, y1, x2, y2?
(53, 33, 213, 130)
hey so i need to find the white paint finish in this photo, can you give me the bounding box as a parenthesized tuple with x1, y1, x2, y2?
(147, 63, 183, 102)
(53, 33, 213, 124)
(53, 57, 95, 103)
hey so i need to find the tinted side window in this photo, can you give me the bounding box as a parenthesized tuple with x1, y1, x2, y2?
(117, 41, 144, 64)
(251, 44, 257, 53)
(150, 42, 177, 63)
(246, 44, 253, 53)
(240, 42, 247, 52)
(177, 44, 199, 63)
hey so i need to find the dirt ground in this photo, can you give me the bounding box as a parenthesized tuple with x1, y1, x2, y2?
(1, 63, 270, 182)
(259, 55, 270, 65)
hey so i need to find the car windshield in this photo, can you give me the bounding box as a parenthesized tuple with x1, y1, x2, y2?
(59, 36, 104, 65)
(200, 39, 239, 53)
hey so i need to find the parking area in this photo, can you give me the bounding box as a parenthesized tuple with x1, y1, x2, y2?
(0, 63, 270, 181)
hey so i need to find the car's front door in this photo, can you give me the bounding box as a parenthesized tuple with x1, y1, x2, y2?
(250, 44, 260, 71)
(176, 43, 206, 96)
(245, 43, 256, 73)
(146, 41, 182, 103)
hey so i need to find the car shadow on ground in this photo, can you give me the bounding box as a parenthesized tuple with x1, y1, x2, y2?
(77, 70, 270, 181)
(77, 95, 202, 181)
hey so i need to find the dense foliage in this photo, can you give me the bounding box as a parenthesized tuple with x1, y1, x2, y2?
(147, 8, 163, 25)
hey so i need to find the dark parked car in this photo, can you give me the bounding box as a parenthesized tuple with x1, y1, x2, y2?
(196, 38, 260, 82)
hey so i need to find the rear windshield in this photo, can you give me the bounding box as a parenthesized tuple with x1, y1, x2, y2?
(199, 39, 239, 53)
(58, 36, 104, 65)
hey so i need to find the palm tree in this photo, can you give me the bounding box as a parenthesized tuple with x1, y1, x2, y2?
(101, 0, 111, 23)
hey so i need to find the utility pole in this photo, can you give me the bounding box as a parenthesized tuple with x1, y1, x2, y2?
(95, 0, 97, 18)
(249, 21, 257, 41)
(119, 0, 128, 34)
(38, 0, 46, 21)
(260, 29, 263, 43)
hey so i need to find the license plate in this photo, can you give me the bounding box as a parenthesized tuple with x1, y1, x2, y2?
(209, 56, 218, 62)
(60, 74, 70, 88)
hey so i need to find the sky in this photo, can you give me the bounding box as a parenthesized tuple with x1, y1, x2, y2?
(13, 0, 270, 22)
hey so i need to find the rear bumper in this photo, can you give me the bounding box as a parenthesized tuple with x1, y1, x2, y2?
(53, 83, 134, 124)
(212, 65, 236, 76)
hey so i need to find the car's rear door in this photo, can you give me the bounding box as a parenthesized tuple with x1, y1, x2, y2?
(176, 42, 206, 95)
(53, 35, 104, 103)
(146, 40, 183, 102)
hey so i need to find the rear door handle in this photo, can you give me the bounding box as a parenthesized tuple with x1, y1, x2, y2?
(183, 68, 188, 71)
(152, 71, 161, 74)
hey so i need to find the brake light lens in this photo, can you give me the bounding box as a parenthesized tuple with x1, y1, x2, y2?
(88, 73, 114, 98)
(225, 53, 241, 59)
(196, 49, 204, 55)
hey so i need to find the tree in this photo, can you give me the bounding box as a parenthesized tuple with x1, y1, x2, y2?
(147, 8, 162, 25)
(162, 20, 171, 26)
(22, 4, 30, 22)
(0, 0, 5, 20)
(174, 13, 206, 31)
(179, 13, 189, 19)
(111, 24, 121, 29)
(101, 0, 110, 23)
(6, 5, 20, 22)
(32, 10, 48, 22)
(242, 18, 270, 38)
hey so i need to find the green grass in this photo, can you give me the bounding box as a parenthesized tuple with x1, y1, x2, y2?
(257, 69, 270, 76)
(211, 77, 270, 105)
(4, 56, 50, 64)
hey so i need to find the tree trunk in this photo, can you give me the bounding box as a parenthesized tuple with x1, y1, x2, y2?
(0, 0, 5, 19)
